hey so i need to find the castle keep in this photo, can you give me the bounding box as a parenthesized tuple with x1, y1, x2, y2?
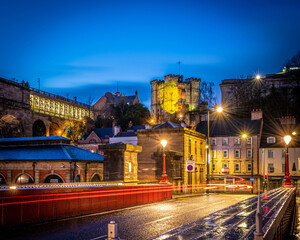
(150, 74, 201, 125)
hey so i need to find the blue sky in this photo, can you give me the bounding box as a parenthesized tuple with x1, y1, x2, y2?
(0, 0, 299, 108)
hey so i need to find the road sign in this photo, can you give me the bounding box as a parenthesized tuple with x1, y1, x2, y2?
(186, 160, 195, 172)
(250, 178, 254, 181)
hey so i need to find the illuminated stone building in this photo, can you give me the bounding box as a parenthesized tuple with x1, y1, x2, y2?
(196, 110, 263, 193)
(150, 74, 201, 126)
(137, 122, 207, 191)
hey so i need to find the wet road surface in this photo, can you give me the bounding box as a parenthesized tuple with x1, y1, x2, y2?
(2, 193, 252, 240)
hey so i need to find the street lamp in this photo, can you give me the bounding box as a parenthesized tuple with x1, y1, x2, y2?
(283, 135, 293, 187)
(255, 74, 261, 80)
(160, 139, 169, 184)
(242, 133, 253, 193)
(207, 106, 223, 185)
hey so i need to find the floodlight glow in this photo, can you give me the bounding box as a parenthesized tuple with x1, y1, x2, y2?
(284, 135, 291, 145)
(161, 140, 167, 148)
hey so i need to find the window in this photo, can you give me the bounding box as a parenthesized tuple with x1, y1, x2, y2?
(200, 142, 203, 157)
(235, 163, 240, 172)
(282, 150, 286, 158)
(223, 138, 229, 145)
(235, 137, 240, 145)
(212, 163, 216, 172)
(128, 162, 132, 172)
(223, 150, 229, 158)
(268, 163, 274, 173)
(223, 163, 228, 168)
(195, 141, 197, 155)
(282, 164, 286, 173)
(247, 149, 252, 158)
(89, 138, 97, 144)
(211, 138, 217, 146)
(189, 139, 191, 154)
(234, 149, 240, 158)
(247, 137, 252, 145)
(268, 150, 273, 158)
(267, 137, 275, 144)
(247, 163, 252, 171)
(212, 150, 217, 159)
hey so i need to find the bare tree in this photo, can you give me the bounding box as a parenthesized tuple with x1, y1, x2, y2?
(286, 51, 300, 67)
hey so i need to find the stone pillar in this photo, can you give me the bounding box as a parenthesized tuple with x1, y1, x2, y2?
(35, 170, 40, 183)
(99, 143, 142, 183)
(7, 170, 12, 184)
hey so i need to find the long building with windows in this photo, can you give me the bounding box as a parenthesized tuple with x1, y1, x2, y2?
(196, 109, 263, 192)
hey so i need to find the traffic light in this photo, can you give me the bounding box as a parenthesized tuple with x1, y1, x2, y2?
(264, 172, 268, 180)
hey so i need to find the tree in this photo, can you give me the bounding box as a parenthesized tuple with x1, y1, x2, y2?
(200, 81, 216, 106)
(286, 51, 300, 67)
(111, 101, 150, 130)
(65, 119, 86, 143)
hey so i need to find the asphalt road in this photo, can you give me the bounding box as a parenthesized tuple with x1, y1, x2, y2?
(3, 193, 252, 240)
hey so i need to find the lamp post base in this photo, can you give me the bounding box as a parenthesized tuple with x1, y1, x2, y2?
(283, 176, 294, 187)
(159, 174, 169, 184)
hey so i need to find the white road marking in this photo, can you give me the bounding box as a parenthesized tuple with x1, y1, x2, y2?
(143, 216, 173, 226)
(90, 235, 108, 240)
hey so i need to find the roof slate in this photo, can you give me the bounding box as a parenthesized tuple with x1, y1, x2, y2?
(196, 119, 262, 137)
(0, 145, 103, 161)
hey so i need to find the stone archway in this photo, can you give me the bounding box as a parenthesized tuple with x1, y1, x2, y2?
(44, 174, 64, 183)
(32, 120, 46, 137)
(49, 122, 60, 136)
(91, 174, 101, 182)
(15, 173, 34, 184)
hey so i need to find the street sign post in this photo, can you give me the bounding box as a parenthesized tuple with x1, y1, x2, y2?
(186, 160, 195, 172)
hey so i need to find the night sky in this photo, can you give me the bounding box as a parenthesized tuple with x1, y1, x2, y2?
(1, 0, 299, 107)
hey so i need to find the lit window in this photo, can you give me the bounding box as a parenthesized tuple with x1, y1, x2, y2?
(234, 149, 240, 158)
(223, 138, 229, 145)
(247, 149, 252, 158)
(247, 137, 252, 145)
(268, 150, 273, 158)
(128, 162, 132, 172)
(235, 137, 240, 145)
(235, 163, 240, 172)
(211, 138, 217, 146)
(267, 137, 275, 144)
(212, 150, 217, 159)
(223, 150, 229, 158)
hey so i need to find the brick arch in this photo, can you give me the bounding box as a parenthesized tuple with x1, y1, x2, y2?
(49, 122, 60, 136)
(90, 173, 102, 182)
(14, 173, 34, 184)
(42, 173, 65, 183)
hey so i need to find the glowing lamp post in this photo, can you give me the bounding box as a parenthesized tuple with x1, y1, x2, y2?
(207, 106, 223, 185)
(283, 135, 293, 187)
(160, 140, 169, 184)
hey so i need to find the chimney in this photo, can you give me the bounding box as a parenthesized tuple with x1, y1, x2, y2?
(280, 116, 296, 125)
(251, 109, 263, 120)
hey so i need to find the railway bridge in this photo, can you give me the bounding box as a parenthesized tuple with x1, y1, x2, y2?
(0, 77, 93, 138)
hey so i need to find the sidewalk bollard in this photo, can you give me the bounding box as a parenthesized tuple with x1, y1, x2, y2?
(254, 192, 263, 240)
(108, 221, 118, 240)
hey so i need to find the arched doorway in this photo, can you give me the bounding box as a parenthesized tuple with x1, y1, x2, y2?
(44, 174, 64, 183)
(0, 174, 6, 184)
(91, 174, 101, 182)
(75, 175, 81, 182)
(33, 120, 46, 137)
(49, 122, 60, 136)
(16, 174, 34, 184)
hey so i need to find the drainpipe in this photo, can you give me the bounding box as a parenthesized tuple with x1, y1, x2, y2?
(32, 161, 36, 183)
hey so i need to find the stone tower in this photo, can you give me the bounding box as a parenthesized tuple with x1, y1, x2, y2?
(150, 74, 201, 124)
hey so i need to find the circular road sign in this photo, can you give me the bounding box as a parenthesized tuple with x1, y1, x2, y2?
(187, 165, 194, 171)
